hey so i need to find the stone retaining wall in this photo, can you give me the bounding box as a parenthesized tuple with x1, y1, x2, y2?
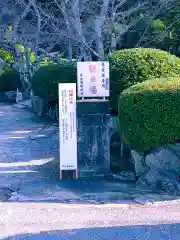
(0, 91, 16, 103)
(131, 145, 180, 195)
(0, 91, 30, 103)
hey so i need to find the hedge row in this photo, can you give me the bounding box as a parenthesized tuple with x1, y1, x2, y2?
(118, 77, 180, 152)
(31, 63, 76, 101)
(31, 48, 180, 114)
(0, 69, 21, 91)
(109, 48, 180, 113)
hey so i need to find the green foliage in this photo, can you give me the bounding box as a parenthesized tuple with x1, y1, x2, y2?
(40, 57, 75, 65)
(15, 44, 24, 53)
(0, 67, 4, 75)
(0, 47, 36, 66)
(151, 19, 166, 32)
(31, 63, 77, 101)
(0, 69, 21, 91)
(109, 48, 180, 114)
(118, 77, 180, 152)
(134, 1, 180, 56)
(0, 46, 73, 68)
(8, 25, 13, 31)
(29, 52, 36, 63)
(0, 49, 14, 63)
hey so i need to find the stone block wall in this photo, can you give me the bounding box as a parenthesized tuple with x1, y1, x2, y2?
(131, 145, 180, 195)
(0, 90, 30, 103)
(0, 91, 16, 102)
(76, 100, 111, 178)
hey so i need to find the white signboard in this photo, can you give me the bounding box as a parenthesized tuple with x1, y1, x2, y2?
(77, 61, 109, 97)
(59, 83, 77, 170)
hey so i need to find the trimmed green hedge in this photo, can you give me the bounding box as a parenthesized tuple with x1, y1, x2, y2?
(31, 63, 77, 101)
(109, 48, 180, 114)
(118, 77, 180, 152)
(0, 69, 21, 91)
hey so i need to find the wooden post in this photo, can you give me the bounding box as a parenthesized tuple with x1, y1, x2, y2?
(60, 169, 62, 180)
(76, 168, 78, 180)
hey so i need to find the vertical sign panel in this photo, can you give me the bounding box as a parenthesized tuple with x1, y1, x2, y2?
(77, 62, 109, 97)
(59, 83, 77, 170)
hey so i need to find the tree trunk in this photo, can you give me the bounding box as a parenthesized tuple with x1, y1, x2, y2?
(95, 19, 105, 59)
(19, 71, 28, 92)
(96, 37, 104, 59)
(110, 33, 117, 53)
(68, 37, 73, 62)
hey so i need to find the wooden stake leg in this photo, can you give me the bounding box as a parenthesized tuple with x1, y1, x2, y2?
(60, 169, 62, 180)
(76, 168, 78, 180)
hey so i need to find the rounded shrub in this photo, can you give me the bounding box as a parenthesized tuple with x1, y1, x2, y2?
(31, 63, 77, 101)
(0, 69, 21, 91)
(109, 48, 180, 114)
(118, 77, 180, 152)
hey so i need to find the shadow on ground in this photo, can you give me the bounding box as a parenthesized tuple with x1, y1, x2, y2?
(2, 224, 180, 240)
(0, 150, 179, 205)
(36, 159, 180, 204)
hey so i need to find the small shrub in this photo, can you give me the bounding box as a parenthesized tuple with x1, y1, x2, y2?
(0, 69, 21, 91)
(109, 48, 180, 114)
(118, 77, 180, 152)
(31, 63, 77, 101)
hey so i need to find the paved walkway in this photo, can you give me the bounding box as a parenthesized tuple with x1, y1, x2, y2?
(0, 102, 179, 205)
(1, 202, 180, 239)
